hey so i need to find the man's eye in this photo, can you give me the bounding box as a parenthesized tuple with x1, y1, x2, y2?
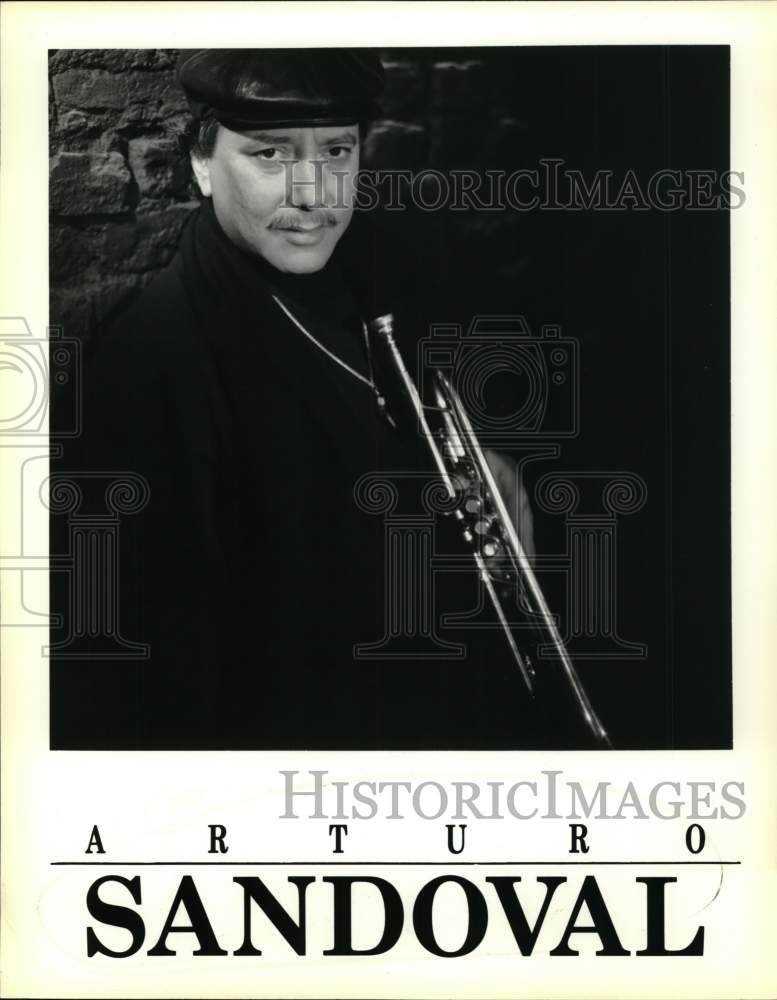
(254, 148, 281, 160)
(326, 145, 353, 159)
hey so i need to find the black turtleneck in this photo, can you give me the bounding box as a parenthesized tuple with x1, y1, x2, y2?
(202, 197, 373, 383)
(263, 255, 372, 382)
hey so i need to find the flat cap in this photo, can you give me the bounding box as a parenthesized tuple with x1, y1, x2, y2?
(177, 48, 384, 130)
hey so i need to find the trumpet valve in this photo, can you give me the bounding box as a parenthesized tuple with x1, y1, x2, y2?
(482, 539, 500, 559)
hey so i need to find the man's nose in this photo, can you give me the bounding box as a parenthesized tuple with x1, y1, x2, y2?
(288, 158, 326, 209)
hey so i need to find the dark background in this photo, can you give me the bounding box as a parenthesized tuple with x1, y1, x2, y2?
(49, 47, 731, 749)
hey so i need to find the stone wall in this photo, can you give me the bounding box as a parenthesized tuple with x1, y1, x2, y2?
(49, 49, 194, 340)
(48, 48, 535, 343)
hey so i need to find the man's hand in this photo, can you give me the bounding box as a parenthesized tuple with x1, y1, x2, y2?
(483, 448, 535, 559)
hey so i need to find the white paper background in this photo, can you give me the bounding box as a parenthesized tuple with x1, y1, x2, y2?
(2, 3, 776, 997)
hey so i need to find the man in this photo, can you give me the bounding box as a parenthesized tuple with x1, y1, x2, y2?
(51, 49, 545, 750)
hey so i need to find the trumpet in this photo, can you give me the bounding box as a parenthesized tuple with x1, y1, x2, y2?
(370, 313, 612, 749)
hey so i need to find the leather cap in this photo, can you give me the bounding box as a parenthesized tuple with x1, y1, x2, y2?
(177, 48, 384, 129)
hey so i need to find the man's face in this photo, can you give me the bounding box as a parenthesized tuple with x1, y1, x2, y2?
(191, 123, 359, 274)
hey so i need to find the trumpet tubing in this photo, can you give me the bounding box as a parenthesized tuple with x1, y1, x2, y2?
(370, 312, 612, 749)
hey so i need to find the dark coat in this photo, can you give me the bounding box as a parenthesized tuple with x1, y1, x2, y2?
(50, 203, 542, 749)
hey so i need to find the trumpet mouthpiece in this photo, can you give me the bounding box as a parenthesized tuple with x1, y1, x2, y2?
(370, 313, 395, 338)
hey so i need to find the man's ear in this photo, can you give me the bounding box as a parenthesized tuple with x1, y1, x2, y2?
(190, 153, 212, 197)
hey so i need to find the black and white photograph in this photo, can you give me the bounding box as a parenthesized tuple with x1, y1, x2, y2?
(48, 43, 731, 750)
(1, 4, 775, 999)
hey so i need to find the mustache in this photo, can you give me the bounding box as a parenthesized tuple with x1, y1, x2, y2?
(268, 208, 338, 231)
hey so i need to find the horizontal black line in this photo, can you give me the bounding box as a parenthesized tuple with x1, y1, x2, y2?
(50, 859, 741, 867)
